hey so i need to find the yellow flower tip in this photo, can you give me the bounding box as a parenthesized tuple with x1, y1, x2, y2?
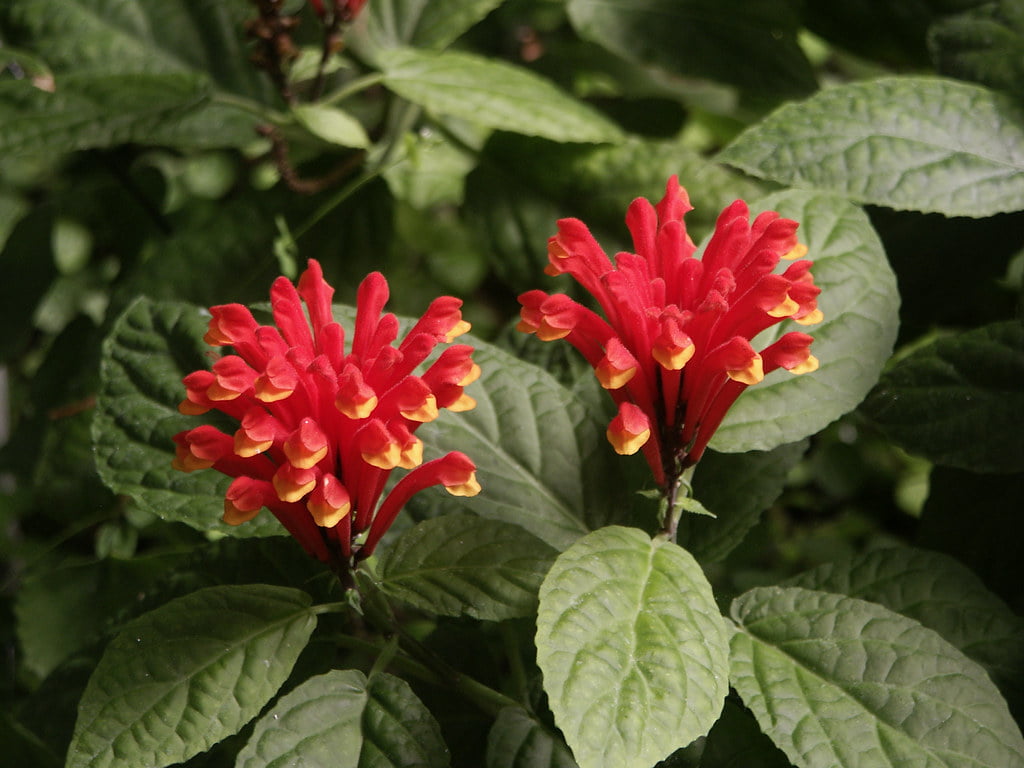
(652, 342, 695, 371)
(607, 426, 651, 456)
(543, 263, 562, 277)
(234, 432, 273, 458)
(782, 242, 808, 260)
(795, 308, 824, 326)
(446, 319, 472, 342)
(203, 326, 232, 346)
(223, 500, 261, 526)
(399, 439, 424, 469)
(516, 319, 538, 335)
(445, 472, 482, 497)
(286, 444, 328, 469)
(447, 392, 477, 412)
(362, 443, 402, 470)
(205, 382, 242, 402)
(178, 399, 210, 416)
(459, 362, 482, 387)
(596, 363, 637, 390)
(766, 295, 800, 319)
(535, 320, 572, 342)
(727, 354, 765, 386)
(401, 394, 439, 423)
(255, 381, 294, 403)
(272, 473, 316, 503)
(308, 499, 351, 528)
(336, 393, 378, 420)
(791, 354, 820, 375)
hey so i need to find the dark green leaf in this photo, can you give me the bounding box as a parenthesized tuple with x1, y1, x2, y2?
(536, 526, 729, 768)
(379, 47, 623, 144)
(930, 0, 1024, 100)
(719, 76, 1024, 217)
(0, 713, 61, 768)
(0, 205, 56, 360)
(680, 441, 808, 563)
(354, 0, 508, 58)
(566, 0, 816, 108)
(66, 585, 317, 768)
(92, 297, 283, 537)
(378, 514, 558, 620)
(711, 191, 899, 452)
(863, 320, 1024, 472)
(486, 708, 579, 768)
(730, 586, 1024, 768)
(786, 546, 1024, 714)
(360, 672, 450, 768)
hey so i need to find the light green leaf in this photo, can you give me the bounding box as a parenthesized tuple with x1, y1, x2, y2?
(863, 320, 1024, 473)
(730, 586, 1024, 768)
(92, 298, 283, 537)
(383, 129, 478, 208)
(567, 0, 816, 107)
(719, 76, 1024, 217)
(378, 514, 558, 621)
(536, 526, 729, 768)
(787, 546, 1024, 712)
(293, 103, 371, 148)
(711, 190, 899, 453)
(66, 585, 316, 768)
(680, 441, 808, 563)
(379, 47, 623, 144)
(236, 669, 449, 768)
(486, 707, 579, 768)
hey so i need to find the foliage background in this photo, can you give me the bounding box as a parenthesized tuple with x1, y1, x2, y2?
(1, 1, 1023, 767)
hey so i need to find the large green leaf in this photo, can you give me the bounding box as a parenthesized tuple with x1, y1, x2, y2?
(0, 74, 256, 155)
(357, 0, 505, 52)
(536, 526, 729, 768)
(719, 76, 1024, 217)
(787, 546, 1024, 712)
(680, 441, 808, 563)
(566, 0, 816, 107)
(378, 47, 623, 144)
(863, 320, 1024, 473)
(930, 0, 1024, 101)
(377, 514, 558, 621)
(730, 586, 1024, 768)
(92, 298, 282, 537)
(711, 190, 899, 452)
(66, 585, 316, 768)
(235, 669, 449, 768)
(486, 708, 579, 768)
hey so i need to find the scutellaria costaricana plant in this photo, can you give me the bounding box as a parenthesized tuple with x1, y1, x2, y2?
(172, 260, 481, 579)
(518, 176, 822, 524)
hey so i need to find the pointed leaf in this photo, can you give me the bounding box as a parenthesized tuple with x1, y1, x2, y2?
(719, 76, 1024, 217)
(930, 1, 1024, 102)
(92, 297, 282, 537)
(360, 673, 450, 768)
(730, 586, 1024, 768)
(711, 191, 899, 452)
(378, 514, 558, 621)
(787, 546, 1024, 714)
(379, 47, 623, 144)
(293, 104, 371, 148)
(358, 0, 505, 51)
(863, 320, 1024, 473)
(486, 708, 579, 768)
(66, 585, 316, 768)
(536, 526, 729, 768)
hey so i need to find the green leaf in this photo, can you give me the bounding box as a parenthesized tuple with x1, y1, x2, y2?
(486, 707, 579, 768)
(730, 586, 1024, 768)
(711, 190, 899, 453)
(383, 129, 478, 208)
(0, 189, 29, 252)
(413, 340, 608, 551)
(536, 526, 729, 768)
(0, 74, 256, 155)
(293, 104, 371, 148)
(355, 0, 506, 56)
(92, 297, 282, 537)
(786, 546, 1024, 711)
(567, 0, 816, 107)
(680, 441, 808, 563)
(863, 320, 1024, 473)
(719, 76, 1024, 217)
(930, 0, 1024, 101)
(66, 585, 316, 768)
(236, 669, 449, 768)
(378, 47, 623, 144)
(378, 514, 558, 620)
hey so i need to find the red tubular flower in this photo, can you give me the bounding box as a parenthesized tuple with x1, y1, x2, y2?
(518, 176, 822, 490)
(173, 260, 480, 570)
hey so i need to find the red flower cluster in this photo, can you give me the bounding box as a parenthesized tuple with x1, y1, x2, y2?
(518, 176, 821, 490)
(173, 260, 480, 566)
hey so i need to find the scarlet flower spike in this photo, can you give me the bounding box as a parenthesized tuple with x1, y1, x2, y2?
(518, 175, 822, 494)
(172, 260, 480, 580)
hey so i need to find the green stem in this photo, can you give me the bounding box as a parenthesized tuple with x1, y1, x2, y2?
(320, 72, 386, 106)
